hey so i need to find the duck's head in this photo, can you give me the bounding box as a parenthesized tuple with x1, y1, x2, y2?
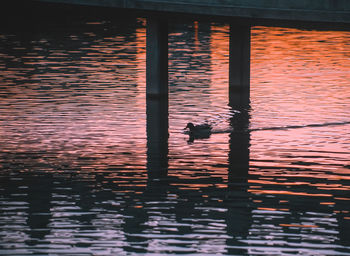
(185, 122, 195, 130)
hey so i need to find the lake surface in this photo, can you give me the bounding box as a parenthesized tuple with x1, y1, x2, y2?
(0, 10, 350, 255)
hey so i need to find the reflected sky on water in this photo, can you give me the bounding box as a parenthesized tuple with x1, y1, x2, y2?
(0, 9, 350, 255)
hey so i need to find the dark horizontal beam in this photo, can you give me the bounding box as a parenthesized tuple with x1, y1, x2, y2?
(34, 0, 350, 24)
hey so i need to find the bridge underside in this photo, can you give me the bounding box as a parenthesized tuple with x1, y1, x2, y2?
(35, 0, 350, 25)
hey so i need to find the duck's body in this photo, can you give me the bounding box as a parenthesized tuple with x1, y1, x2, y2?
(184, 123, 212, 140)
(185, 122, 212, 132)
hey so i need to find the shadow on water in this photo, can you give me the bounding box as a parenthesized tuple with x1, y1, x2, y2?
(25, 175, 53, 245)
(146, 98, 169, 182)
(1, 171, 53, 246)
(226, 93, 252, 254)
(0, 94, 349, 253)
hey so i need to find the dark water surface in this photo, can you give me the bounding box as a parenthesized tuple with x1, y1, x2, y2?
(1, 12, 350, 255)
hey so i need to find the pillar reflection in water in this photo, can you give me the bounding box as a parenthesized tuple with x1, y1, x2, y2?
(26, 175, 52, 244)
(146, 97, 169, 181)
(226, 92, 252, 252)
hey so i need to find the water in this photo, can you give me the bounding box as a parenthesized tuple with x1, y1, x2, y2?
(1, 10, 350, 255)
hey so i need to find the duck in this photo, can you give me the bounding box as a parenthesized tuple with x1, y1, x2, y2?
(185, 122, 212, 132)
(184, 122, 212, 140)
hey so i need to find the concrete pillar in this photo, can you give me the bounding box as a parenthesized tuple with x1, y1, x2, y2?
(229, 24, 251, 106)
(146, 16, 168, 98)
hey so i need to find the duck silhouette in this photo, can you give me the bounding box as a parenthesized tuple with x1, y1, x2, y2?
(184, 122, 212, 141)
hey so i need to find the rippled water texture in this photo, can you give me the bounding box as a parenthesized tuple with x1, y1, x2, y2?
(1, 11, 350, 255)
